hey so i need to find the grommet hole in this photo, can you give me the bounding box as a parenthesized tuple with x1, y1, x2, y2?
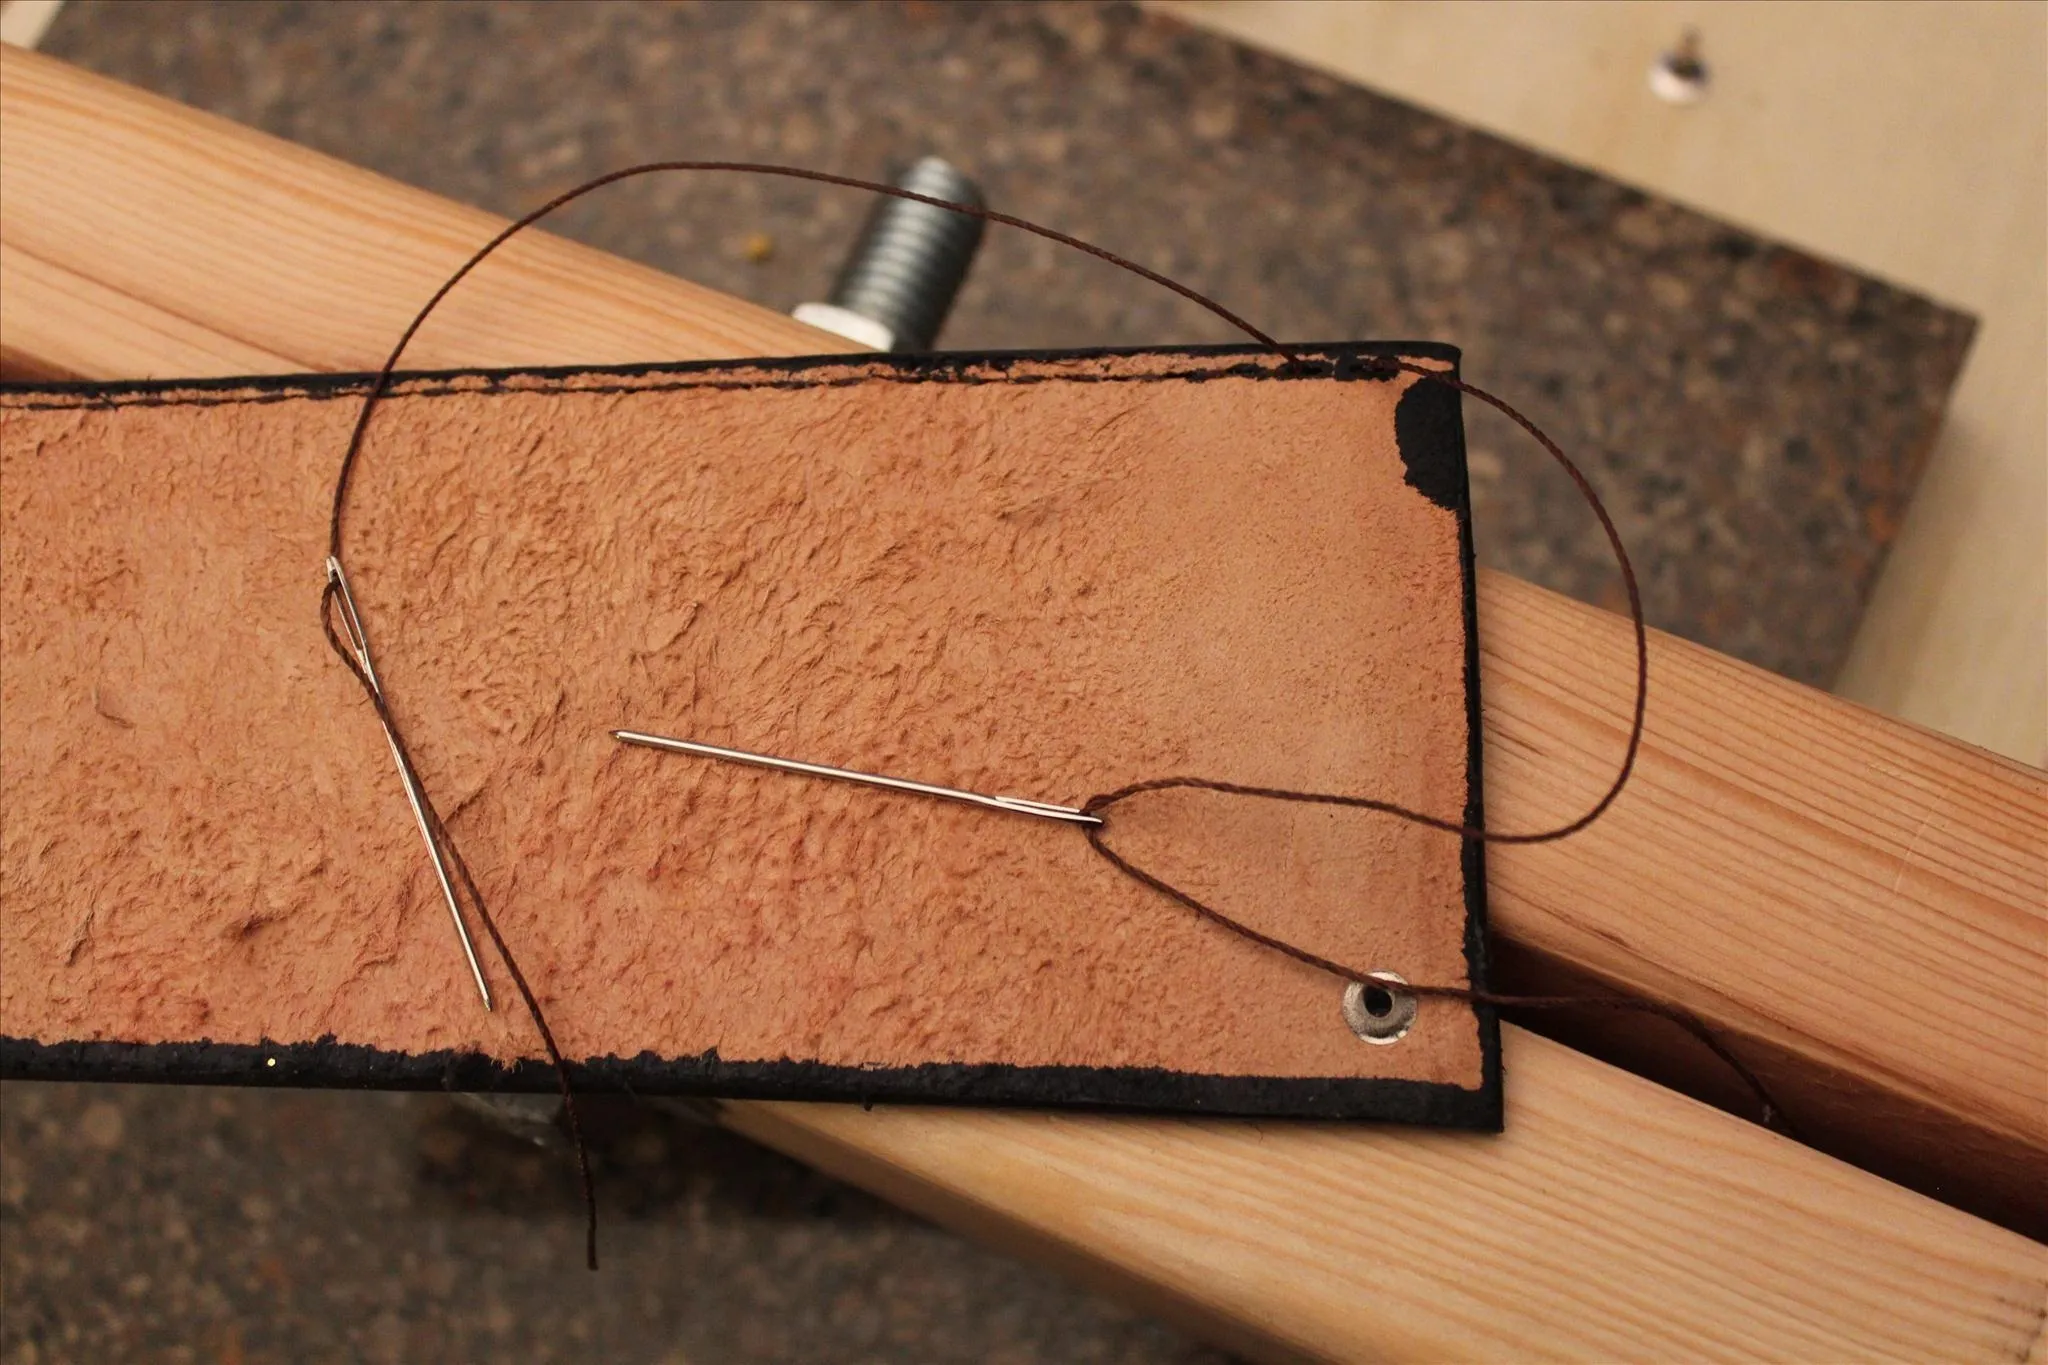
(1342, 972, 1416, 1045)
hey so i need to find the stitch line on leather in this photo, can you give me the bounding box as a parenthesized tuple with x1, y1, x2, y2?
(0, 349, 1410, 413)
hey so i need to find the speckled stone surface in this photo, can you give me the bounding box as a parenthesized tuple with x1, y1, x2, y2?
(1, 1084, 1222, 1364)
(5, 1, 1974, 1362)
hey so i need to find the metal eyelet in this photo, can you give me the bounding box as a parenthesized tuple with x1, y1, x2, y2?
(1342, 971, 1416, 1044)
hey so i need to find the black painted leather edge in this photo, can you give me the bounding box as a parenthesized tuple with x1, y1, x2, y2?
(0, 340, 1462, 406)
(0, 1034, 1500, 1129)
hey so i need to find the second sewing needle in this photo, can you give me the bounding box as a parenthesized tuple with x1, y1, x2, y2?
(327, 557, 493, 1011)
(611, 730, 1104, 826)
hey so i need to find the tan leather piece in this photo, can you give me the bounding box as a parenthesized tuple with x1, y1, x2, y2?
(1, 350, 1484, 1099)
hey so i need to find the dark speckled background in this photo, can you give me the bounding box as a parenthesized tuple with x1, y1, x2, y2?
(2, 1, 1974, 1361)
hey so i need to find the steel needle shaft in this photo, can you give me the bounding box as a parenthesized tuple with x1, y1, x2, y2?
(328, 557, 493, 1010)
(611, 729, 1104, 826)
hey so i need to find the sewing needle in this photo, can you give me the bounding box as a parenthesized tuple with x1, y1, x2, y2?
(611, 730, 1105, 826)
(327, 557, 493, 1010)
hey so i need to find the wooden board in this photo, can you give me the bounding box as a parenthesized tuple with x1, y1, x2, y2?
(727, 1031, 2048, 1364)
(1156, 0, 2048, 768)
(1481, 583, 2048, 1232)
(3, 45, 2043, 1361)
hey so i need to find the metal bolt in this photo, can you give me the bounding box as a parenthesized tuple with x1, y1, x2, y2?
(1649, 29, 1709, 105)
(793, 156, 986, 352)
(449, 1090, 566, 1150)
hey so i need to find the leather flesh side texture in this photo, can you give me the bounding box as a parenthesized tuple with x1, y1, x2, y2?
(0, 347, 1497, 1124)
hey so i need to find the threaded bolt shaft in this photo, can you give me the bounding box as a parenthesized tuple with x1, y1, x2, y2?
(823, 156, 986, 352)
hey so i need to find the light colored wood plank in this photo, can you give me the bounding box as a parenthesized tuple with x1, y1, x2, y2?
(0, 240, 294, 380)
(730, 1030, 2048, 1364)
(0, 47, 849, 374)
(0, 0, 66, 52)
(1154, 0, 2048, 768)
(1480, 569, 2048, 1227)
(4, 44, 2044, 1359)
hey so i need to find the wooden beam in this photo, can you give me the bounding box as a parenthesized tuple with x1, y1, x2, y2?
(0, 240, 292, 380)
(4, 46, 2043, 1360)
(0, 47, 847, 374)
(1479, 568, 2048, 1233)
(726, 1032, 2047, 1363)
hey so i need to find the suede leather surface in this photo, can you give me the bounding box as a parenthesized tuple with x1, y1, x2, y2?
(0, 347, 1492, 1115)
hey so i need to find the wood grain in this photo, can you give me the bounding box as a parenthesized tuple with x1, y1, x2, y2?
(0, 47, 847, 373)
(1480, 568, 2048, 1232)
(728, 1030, 2048, 1364)
(3, 44, 2044, 1360)
(1156, 0, 2048, 768)
(0, 240, 292, 380)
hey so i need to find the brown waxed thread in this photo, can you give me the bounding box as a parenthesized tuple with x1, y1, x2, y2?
(323, 161, 1789, 1272)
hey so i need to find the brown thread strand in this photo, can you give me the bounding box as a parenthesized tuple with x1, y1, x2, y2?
(1080, 819, 1789, 1136)
(324, 162, 1777, 1272)
(327, 161, 1294, 559)
(1079, 360, 1647, 845)
(319, 581, 597, 1267)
